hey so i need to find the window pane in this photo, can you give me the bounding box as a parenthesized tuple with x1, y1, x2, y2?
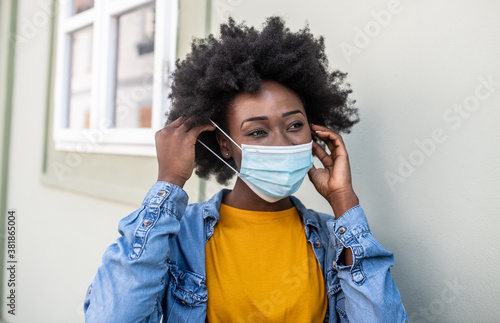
(73, 0, 94, 15)
(114, 4, 156, 129)
(68, 25, 93, 129)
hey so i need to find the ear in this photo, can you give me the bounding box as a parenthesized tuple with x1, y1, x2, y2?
(216, 132, 231, 159)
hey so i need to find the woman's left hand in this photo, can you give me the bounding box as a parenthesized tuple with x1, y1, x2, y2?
(308, 124, 359, 218)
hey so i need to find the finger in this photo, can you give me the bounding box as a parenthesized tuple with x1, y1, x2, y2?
(312, 141, 334, 168)
(156, 117, 192, 143)
(189, 123, 217, 138)
(310, 126, 334, 156)
(168, 117, 185, 128)
(308, 164, 317, 179)
(315, 133, 340, 158)
(311, 124, 343, 142)
(178, 117, 195, 132)
(310, 124, 336, 133)
(313, 129, 347, 158)
(311, 141, 328, 159)
(313, 131, 335, 156)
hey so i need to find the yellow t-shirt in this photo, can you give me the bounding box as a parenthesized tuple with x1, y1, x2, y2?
(205, 203, 327, 323)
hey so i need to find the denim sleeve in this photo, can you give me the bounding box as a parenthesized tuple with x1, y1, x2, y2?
(84, 182, 188, 323)
(327, 205, 409, 323)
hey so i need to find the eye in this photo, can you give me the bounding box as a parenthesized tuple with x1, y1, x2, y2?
(288, 121, 304, 130)
(247, 129, 267, 137)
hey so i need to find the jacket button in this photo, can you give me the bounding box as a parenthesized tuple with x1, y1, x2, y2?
(158, 190, 166, 196)
(180, 300, 187, 305)
(338, 226, 346, 234)
(88, 286, 92, 294)
(143, 220, 152, 227)
(314, 241, 321, 248)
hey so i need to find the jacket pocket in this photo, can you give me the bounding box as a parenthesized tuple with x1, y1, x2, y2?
(168, 263, 208, 306)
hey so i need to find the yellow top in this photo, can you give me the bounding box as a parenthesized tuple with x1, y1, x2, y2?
(205, 203, 327, 323)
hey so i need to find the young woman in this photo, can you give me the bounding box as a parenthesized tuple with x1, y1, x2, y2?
(84, 17, 408, 322)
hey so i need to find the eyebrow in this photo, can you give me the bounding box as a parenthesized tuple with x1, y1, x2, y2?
(240, 110, 304, 130)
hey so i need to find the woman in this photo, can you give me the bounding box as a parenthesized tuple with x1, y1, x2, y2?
(84, 16, 408, 322)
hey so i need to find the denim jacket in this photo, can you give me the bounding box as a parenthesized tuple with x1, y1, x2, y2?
(84, 182, 408, 322)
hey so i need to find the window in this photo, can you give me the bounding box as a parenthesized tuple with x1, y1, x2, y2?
(53, 0, 178, 156)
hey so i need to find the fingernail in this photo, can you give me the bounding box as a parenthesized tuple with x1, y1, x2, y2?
(315, 130, 323, 133)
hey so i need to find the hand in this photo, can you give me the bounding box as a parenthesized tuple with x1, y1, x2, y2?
(155, 118, 215, 188)
(308, 124, 359, 218)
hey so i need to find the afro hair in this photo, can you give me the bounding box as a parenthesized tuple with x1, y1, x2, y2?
(167, 16, 358, 184)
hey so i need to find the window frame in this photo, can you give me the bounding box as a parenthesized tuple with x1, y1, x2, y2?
(53, 0, 178, 156)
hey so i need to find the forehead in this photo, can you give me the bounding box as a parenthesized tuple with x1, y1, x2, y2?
(227, 81, 305, 120)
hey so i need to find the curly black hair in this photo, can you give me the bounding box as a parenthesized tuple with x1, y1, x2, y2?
(167, 16, 358, 185)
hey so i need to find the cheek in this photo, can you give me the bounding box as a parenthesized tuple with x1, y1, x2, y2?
(304, 131, 312, 142)
(295, 127, 312, 144)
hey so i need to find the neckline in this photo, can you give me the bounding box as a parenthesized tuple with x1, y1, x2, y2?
(219, 203, 298, 223)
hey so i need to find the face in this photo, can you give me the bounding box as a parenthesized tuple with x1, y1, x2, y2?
(217, 80, 312, 170)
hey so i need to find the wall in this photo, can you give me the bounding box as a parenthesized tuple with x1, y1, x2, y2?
(2, 0, 499, 322)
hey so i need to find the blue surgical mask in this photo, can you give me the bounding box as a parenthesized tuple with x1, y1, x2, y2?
(198, 120, 313, 203)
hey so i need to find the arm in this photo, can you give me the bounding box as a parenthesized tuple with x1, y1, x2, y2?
(308, 124, 359, 266)
(84, 182, 188, 323)
(84, 118, 215, 322)
(308, 125, 408, 322)
(329, 205, 408, 322)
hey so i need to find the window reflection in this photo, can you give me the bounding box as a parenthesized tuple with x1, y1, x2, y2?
(68, 25, 93, 129)
(74, 0, 94, 15)
(114, 4, 155, 128)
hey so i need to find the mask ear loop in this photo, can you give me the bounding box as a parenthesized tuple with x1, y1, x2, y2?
(196, 140, 239, 175)
(196, 119, 241, 175)
(208, 119, 241, 150)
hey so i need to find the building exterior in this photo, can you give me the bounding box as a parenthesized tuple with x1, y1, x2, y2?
(1, 0, 500, 322)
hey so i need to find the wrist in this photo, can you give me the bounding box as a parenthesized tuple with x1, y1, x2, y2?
(157, 173, 187, 188)
(327, 188, 359, 219)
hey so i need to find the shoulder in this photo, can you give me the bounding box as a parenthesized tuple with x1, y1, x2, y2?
(178, 201, 207, 229)
(179, 189, 227, 224)
(184, 200, 206, 216)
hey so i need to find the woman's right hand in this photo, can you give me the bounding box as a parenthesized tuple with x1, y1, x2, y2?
(155, 118, 215, 188)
